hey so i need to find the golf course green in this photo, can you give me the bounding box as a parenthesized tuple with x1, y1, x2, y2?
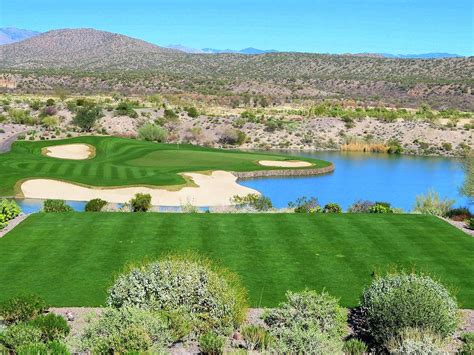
(0, 136, 331, 196)
(0, 213, 472, 308)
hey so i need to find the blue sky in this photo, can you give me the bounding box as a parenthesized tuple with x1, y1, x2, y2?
(1, 0, 473, 55)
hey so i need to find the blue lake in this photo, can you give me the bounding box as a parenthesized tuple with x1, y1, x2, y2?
(239, 151, 469, 211)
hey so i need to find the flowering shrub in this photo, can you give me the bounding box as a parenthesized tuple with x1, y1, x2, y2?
(263, 290, 346, 353)
(348, 200, 374, 213)
(107, 255, 248, 336)
(360, 273, 458, 345)
(80, 307, 172, 353)
(322, 203, 342, 213)
(288, 196, 321, 213)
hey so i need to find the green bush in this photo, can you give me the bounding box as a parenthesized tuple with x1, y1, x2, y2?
(186, 106, 199, 118)
(42, 199, 74, 213)
(199, 332, 225, 355)
(368, 203, 393, 213)
(0, 199, 21, 224)
(0, 295, 47, 324)
(360, 273, 458, 345)
(323, 203, 342, 213)
(0, 323, 42, 350)
(164, 109, 178, 120)
(138, 123, 168, 142)
(80, 307, 171, 353)
(115, 101, 138, 118)
(41, 116, 60, 129)
(288, 196, 321, 213)
(445, 207, 472, 221)
(459, 332, 474, 354)
(413, 190, 455, 216)
(16, 340, 70, 355)
(343, 338, 367, 354)
(29, 313, 70, 342)
(231, 194, 273, 211)
(218, 128, 246, 145)
(263, 290, 346, 353)
(264, 290, 346, 338)
(241, 325, 273, 351)
(73, 106, 103, 131)
(107, 255, 248, 336)
(129, 193, 152, 212)
(467, 218, 474, 230)
(84, 198, 107, 212)
(385, 328, 447, 354)
(8, 109, 34, 125)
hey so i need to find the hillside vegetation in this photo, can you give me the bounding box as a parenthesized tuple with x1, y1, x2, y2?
(1, 29, 473, 110)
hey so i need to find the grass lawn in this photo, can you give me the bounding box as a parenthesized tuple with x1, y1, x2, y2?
(0, 213, 473, 308)
(0, 136, 330, 196)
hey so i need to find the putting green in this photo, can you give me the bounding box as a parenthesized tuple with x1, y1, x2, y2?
(0, 213, 472, 308)
(0, 136, 331, 197)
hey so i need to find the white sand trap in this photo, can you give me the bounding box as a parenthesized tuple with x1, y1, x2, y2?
(43, 144, 94, 160)
(20, 171, 259, 207)
(258, 160, 312, 168)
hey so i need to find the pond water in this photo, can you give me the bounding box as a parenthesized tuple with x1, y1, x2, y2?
(13, 151, 469, 213)
(239, 151, 470, 211)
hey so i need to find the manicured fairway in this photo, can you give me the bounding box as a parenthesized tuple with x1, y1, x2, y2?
(1, 213, 473, 308)
(0, 136, 330, 196)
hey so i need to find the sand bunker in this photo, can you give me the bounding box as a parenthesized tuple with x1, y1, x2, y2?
(258, 160, 312, 168)
(20, 171, 259, 207)
(43, 144, 94, 160)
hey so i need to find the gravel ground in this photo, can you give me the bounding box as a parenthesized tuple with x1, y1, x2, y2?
(442, 217, 474, 237)
(0, 213, 28, 238)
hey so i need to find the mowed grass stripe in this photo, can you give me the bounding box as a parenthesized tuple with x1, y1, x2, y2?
(0, 136, 329, 196)
(0, 213, 472, 308)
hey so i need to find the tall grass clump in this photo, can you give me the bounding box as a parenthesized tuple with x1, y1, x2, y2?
(340, 136, 388, 153)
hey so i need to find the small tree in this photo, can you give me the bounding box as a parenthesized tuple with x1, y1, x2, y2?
(85, 198, 107, 212)
(73, 106, 103, 131)
(130, 193, 152, 212)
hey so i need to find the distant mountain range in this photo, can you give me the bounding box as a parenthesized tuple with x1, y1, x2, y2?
(1, 27, 465, 59)
(0, 27, 40, 45)
(167, 44, 278, 55)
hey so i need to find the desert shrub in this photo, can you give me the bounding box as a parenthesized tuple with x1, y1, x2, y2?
(41, 115, 60, 129)
(445, 207, 472, 221)
(231, 194, 273, 211)
(8, 109, 34, 125)
(29, 313, 70, 342)
(343, 338, 367, 354)
(29, 100, 42, 110)
(0, 199, 21, 222)
(115, 101, 138, 118)
(73, 106, 103, 131)
(360, 273, 458, 345)
(288, 196, 321, 213)
(80, 307, 172, 353)
(42, 199, 73, 213)
(368, 203, 393, 214)
(138, 123, 168, 142)
(459, 332, 474, 354)
(323, 203, 342, 213)
(0, 295, 47, 324)
(413, 190, 455, 216)
(0, 323, 42, 350)
(199, 332, 226, 354)
(268, 325, 344, 354)
(129, 193, 152, 212)
(348, 200, 375, 213)
(385, 328, 447, 354)
(241, 325, 273, 351)
(164, 109, 178, 120)
(45, 99, 55, 106)
(107, 255, 248, 336)
(85, 198, 107, 212)
(41, 106, 57, 117)
(186, 106, 199, 118)
(218, 128, 246, 145)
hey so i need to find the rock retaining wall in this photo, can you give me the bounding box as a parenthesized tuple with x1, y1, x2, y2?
(233, 164, 335, 179)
